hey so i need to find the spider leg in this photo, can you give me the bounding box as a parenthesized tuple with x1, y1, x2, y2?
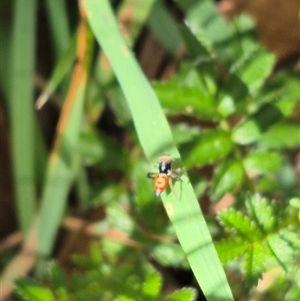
(147, 172, 157, 179)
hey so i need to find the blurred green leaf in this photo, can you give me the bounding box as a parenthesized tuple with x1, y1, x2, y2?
(258, 122, 300, 150)
(151, 242, 189, 269)
(172, 123, 201, 145)
(77, 124, 127, 170)
(165, 287, 197, 301)
(106, 203, 135, 234)
(231, 46, 275, 95)
(217, 73, 249, 117)
(253, 70, 300, 114)
(16, 279, 55, 301)
(48, 262, 68, 293)
(147, 1, 183, 55)
(153, 81, 217, 119)
(175, 0, 233, 66)
(184, 130, 233, 168)
(212, 159, 245, 200)
(243, 151, 283, 175)
(232, 103, 284, 145)
(142, 266, 162, 299)
(229, 15, 257, 60)
(179, 23, 216, 94)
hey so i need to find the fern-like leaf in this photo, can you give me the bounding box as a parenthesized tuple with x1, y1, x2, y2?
(242, 242, 269, 286)
(215, 237, 248, 263)
(216, 194, 299, 287)
(142, 265, 162, 299)
(267, 228, 299, 272)
(245, 195, 275, 232)
(218, 208, 260, 240)
(164, 287, 197, 301)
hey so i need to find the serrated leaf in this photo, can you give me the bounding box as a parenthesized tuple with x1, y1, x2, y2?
(218, 208, 259, 240)
(243, 242, 268, 286)
(279, 227, 300, 251)
(184, 130, 233, 168)
(215, 237, 248, 263)
(142, 267, 162, 299)
(245, 195, 275, 233)
(267, 229, 298, 271)
(16, 279, 55, 301)
(212, 159, 245, 200)
(243, 151, 282, 175)
(164, 287, 197, 301)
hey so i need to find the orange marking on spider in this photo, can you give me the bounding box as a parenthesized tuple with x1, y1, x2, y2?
(147, 155, 185, 197)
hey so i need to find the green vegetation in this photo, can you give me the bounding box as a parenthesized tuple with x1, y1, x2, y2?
(1, 0, 299, 300)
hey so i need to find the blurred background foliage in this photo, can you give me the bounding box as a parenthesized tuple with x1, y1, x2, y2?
(0, 0, 299, 300)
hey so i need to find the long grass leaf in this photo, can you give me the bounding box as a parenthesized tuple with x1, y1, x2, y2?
(9, 0, 38, 234)
(84, 1, 234, 300)
(35, 35, 77, 109)
(147, 1, 183, 55)
(38, 5, 92, 257)
(44, 0, 70, 60)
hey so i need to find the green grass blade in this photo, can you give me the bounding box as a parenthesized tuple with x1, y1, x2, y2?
(9, 0, 38, 234)
(147, 1, 183, 55)
(118, 0, 156, 47)
(37, 23, 92, 258)
(44, 0, 70, 60)
(35, 35, 77, 109)
(84, 1, 234, 300)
